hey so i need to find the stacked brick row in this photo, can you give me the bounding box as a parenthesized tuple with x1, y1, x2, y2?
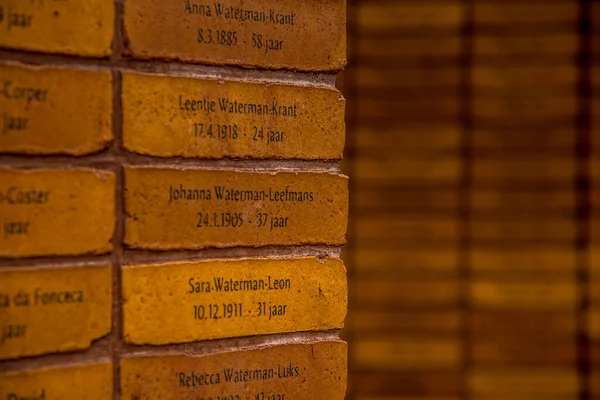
(0, 0, 349, 398)
(468, 1, 581, 398)
(344, 0, 586, 399)
(344, 1, 466, 399)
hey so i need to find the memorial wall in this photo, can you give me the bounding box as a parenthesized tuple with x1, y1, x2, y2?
(0, 0, 349, 398)
(343, 1, 600, 399)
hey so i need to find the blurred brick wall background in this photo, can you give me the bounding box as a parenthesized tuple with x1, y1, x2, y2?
(342, 1, 600, 398)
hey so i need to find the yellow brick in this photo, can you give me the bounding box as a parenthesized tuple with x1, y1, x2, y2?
(122, 72, 344, 159)
(120, 341, 347, 399)
(0, 362, 112, 399)
(0, 0, 113, 56)
(124, 167, 347, 249)
(0, 168, 114, 257)
(123, 0, 346, 71)
(122, 257, 346, 344)
(0, 264, 111, 359)
(0, 63, 112, 155)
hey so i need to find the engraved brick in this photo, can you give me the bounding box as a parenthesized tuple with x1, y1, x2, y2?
(354, 337, 461, 370)
(120, 341, 347, 399)
(123, 0, 345, 71)
(0, 362, 112, 398)
(122, 72, 344, 159)
(0, 63, 112, 155)
(124, 167, 347, 249)
(0, 264, 111, 359)
(0, 0, 113, 56)
(469, 279, 577, 310)
(122, 257, 346, 344)
(0, 168, 115, 257)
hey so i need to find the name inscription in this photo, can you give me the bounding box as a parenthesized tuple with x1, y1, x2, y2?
(0, 63, 112, 155)
(0, 169, 115, 258)
(122, 258, 346, 344)
(0, 0, 113, 56)
(124, 168, 348, 249)
(120, 342, 347, 399)
(123, 0, 346, 70)
(0, 265, 111, 359)
(122, 72, 344, 159)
